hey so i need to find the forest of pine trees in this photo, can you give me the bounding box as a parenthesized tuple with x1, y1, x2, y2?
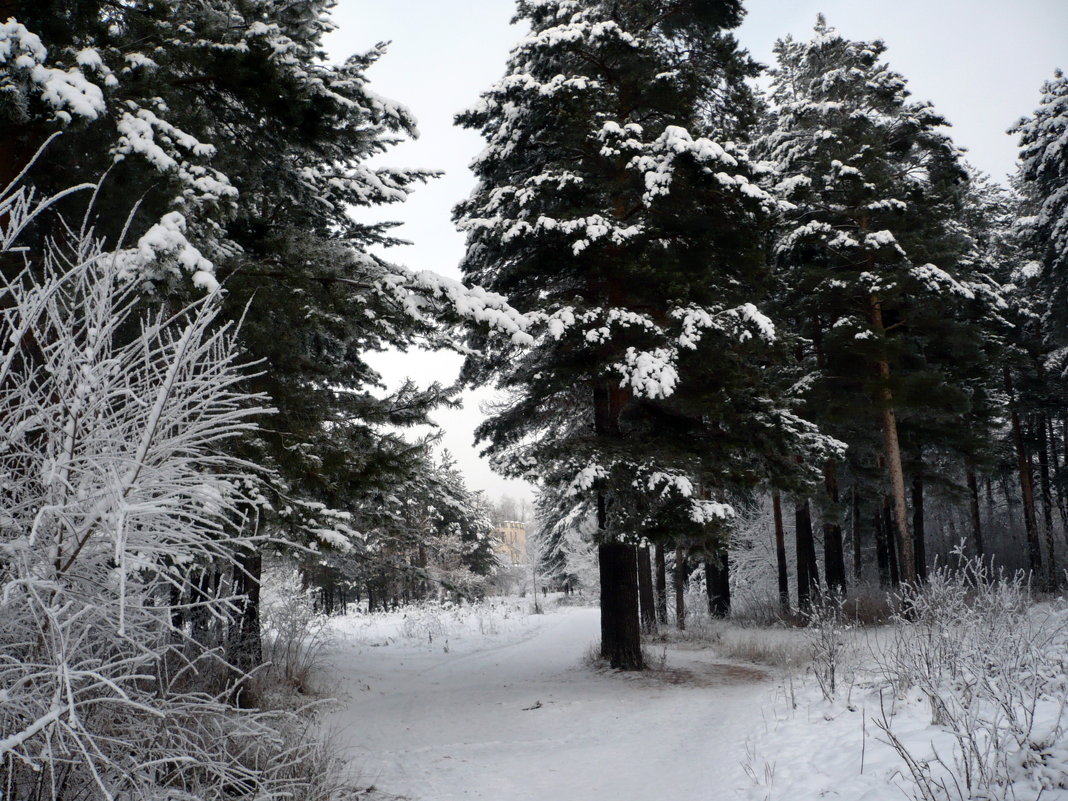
(1, 0, 1066, 797)
(463, 3, 1068, 668)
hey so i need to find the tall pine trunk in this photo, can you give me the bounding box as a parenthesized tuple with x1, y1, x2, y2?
(593, 382, 642, 669)
(912, 462, 927, 582)
(772, 491, 790, 615)
(1005, 366, 1043, 577)
(599, 542, 642, 669)
(964, 457, 986, 558)
(822, 462, 846, 595)
(1045, 414, 1068, 539)
(794, 500, 819, 610)
(1034, 414, 1059, 590)
(883, 498, 900, 586)
(873, 504, 891, 587)
(674, 546, 687, 631)
(227, 547, 263, 707)
(654, 542, 668, 624)
(191, 565, 220, 646)
(851, 488, 863, 584)
(869, 295, 916, 584)
(637, 545, 656, 634)
(705, 550, 730, 618)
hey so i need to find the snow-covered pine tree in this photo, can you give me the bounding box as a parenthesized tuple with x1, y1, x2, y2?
(304, 446, 498, 611)
(2, 2, 530, 665)
(404, 451, 498, 601)
(760, 18, 1001, 585)
(1009, 72, 1068, 587)
(1014, 69, 1068, 340)
(457, 0, 837, 668)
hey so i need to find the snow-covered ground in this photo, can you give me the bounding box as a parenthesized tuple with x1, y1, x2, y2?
(320, 596, 1068, 801)
(323, 599, 769, 800)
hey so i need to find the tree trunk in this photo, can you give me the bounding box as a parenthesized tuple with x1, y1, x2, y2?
(911, 463, 927, 582)
(227, 547, 263, 706)
(674, 545, 687, 631)
(190, 565, 219, 646)
(1063, 416, 1068, 545)
(873, 504, 891, 588)
(851, 488, 863, 584)
(822, 462, 846, 595)
(170, 579, 185, 632)
(705, 550, 730, 618)
(883, 497, 900, 586)
(531, 559, 541, 614)
(637, 545, 656, 634)
(599, 542, 642, 670)
(1005, 366, 1043, 577)
(772, 490, 790, 615)
(1045, 414, 1068, 540)
(794, 500, 819, 610)
(869, 295, 915, 585)
(822, 521, 846, 596)
(592, 376, 642, 667)
(654, 542, 668, 624)
(964, 457, 985, 558)
(1003, 478, 1023, 556)
(1034, 414, 1059, 590)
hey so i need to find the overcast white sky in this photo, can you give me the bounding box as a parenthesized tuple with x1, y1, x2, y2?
(324, 0, 1067, 504)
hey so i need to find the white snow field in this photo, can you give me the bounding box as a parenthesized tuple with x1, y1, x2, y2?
(324, 601, 769, 801)
(322, 597, 1068, 801)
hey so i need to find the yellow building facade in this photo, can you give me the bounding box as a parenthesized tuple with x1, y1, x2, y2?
(494, 520, 528, 565)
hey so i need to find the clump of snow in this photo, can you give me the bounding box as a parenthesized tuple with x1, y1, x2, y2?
(113, 211, 217, 290)
(616, 346, 678, 399)
(566, 462, 606, 496)
(1, 20, 106, 121)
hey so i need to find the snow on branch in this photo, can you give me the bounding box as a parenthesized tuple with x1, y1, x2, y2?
(0, 19, 106, 122)
(375, 267, 535, 346)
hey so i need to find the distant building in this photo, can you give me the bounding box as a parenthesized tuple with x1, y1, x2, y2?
(494, 520, 527, 566)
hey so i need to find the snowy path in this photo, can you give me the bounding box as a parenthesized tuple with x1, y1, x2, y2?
(324, 606, 769, 801)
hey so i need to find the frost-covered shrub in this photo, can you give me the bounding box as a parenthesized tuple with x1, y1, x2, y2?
(400, 604, 451, 641)
(0, 174, 351, 800)
(348, 597, 526, 649)
(803, 593, 856, 701)
(875, 556, 1068, 800)
(260, 562, 333, 700)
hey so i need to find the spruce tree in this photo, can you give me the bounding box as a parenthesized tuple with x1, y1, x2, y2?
(1014, 69, 1068, 340)
(457, 0, 836, 667)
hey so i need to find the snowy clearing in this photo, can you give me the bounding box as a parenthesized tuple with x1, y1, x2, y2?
(324, 601, 771, 800)
(320, 595, 1068, 801)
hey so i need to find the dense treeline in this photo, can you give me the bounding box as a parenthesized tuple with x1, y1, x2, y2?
(461, 3, 1068, 668)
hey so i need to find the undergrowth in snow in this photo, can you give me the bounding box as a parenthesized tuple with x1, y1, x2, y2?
(744, 560, 1068, 801)
(330, 596, 549, 652)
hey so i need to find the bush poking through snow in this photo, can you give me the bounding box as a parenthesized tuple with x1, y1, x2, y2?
(342, 597, 530, 649)
(875, 556, 1068, 800)
(802, 593, 856, 702)
(260, 563, 334, 701)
